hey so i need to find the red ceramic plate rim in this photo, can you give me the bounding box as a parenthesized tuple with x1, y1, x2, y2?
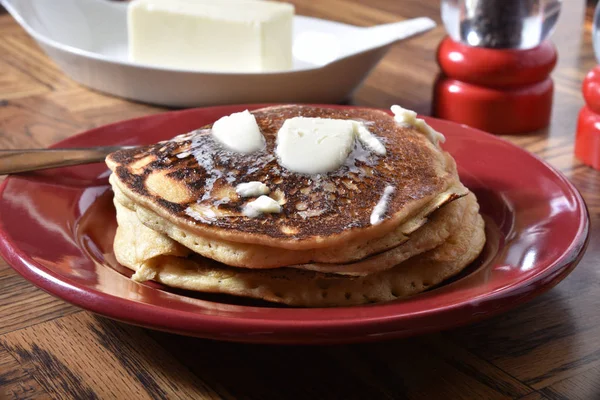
(0, 105, 590, 342)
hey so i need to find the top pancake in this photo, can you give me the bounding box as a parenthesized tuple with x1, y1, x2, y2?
(106, 105, 462, 250)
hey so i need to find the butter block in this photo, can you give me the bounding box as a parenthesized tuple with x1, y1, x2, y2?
(243, 195, 281, 217)
(211, 110, 265, 153)
(276, 117, 357, 175)
(276, 117, 386, 174)
(128, 0, 294, 72)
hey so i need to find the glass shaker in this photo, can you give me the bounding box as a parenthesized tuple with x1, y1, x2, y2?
(441, 0, 562, 50)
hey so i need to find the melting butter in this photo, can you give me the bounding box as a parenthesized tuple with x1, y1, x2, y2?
(185, 205, 216, 222)
(370, 185, 395, 225)
(356, 123, 386, 155)
(236, 181, 270, 198)
(243, 195, 281, 218)
(391, 105, 445, 146)
(211, 110, 265, 154)
(275, 117, 385, 174)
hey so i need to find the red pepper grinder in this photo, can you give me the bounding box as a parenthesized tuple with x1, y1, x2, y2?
(575, 2, 600, 169)
(433, 0, 562, 135)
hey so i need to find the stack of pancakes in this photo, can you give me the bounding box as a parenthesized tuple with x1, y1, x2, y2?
(106, 105, 485, 307)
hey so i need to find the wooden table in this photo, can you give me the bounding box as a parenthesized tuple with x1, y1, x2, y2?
(1, 1, 599, 399)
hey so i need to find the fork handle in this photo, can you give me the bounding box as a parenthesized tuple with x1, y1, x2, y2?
(0, 147, 126, 175)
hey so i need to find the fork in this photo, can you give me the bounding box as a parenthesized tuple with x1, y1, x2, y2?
(0, 147, 131, 175)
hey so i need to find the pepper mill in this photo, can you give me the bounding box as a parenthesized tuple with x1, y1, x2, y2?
(433, 0, 562, 135)
(575, 2, 600, 170)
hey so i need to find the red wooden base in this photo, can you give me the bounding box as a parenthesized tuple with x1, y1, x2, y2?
(433, 37, 557, 135)
(434, 77, 553, 135)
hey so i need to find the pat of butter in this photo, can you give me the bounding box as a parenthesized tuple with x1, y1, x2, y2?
(276, 117, 385, 174)
(236, 182, 270, 197)
(391, 105, 446, 146)
(211, 110, 265, 154)
(356, 123, 386, 156)
(243, 195, 281, 217)
(370, 185, 395, 225)
(128, 0, 294, 72)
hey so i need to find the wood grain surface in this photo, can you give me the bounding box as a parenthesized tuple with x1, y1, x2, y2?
(1, 1, 599, 399)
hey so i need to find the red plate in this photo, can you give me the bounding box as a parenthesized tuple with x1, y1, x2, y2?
(0, 105, 589, 344)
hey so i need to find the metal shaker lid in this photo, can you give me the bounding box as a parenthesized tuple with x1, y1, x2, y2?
(441, 0, 562, 49)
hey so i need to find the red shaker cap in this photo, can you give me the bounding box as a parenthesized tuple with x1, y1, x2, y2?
(575, 66, 600, 169)
(437, 37, 557, 88)
(582, 65, 600, 114)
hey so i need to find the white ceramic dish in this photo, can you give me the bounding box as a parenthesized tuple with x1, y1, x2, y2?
(2, 0, 435, 107)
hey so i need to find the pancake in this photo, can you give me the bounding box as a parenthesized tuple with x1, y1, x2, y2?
(113, 196, 191, 263)
(111, 174, 467, 269)
(113, 188, 471, 277)
(295, 193, 474, 276)
(108, 104, 487, 307)
(106, 105, 463, 250)
(114, 193, 486, 307)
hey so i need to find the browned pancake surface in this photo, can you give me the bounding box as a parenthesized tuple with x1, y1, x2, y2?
(107, 105, 456, 245)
